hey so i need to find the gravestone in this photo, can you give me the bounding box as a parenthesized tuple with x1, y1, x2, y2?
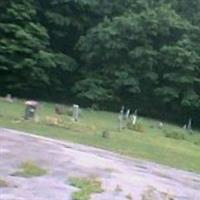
(118, 112, 123, 131)
(73, 104, 79, 121)
(131, 109, 138, 125)
(158, 122, 163, 129)
(118, 106, 125, 130)
(187, 118, 192, 133)
(24, 101, 38, 120)
(125, 109, 130, 120)
(5, 94, 13, 103)
(131, 114, 137, 125)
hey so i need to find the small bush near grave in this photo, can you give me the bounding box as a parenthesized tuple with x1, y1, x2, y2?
(127, 122, 144, 133)
(69, 177, 103, 200)
(91, 104, 99, 110)
(164, 130, 185, 140)
(12, 161, 47, 177)
(101, 130, 110, 139)
(193, 139, 200, 146)
(45, 116, 63, 126)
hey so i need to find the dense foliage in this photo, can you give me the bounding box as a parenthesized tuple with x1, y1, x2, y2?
(0, 0, 200, 126)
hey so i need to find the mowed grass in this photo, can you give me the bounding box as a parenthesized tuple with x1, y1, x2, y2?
(0, 98, 200, 172)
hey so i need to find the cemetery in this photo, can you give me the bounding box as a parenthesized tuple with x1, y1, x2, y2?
(1, 0, 200, 199)
(0, 96, 200, 199)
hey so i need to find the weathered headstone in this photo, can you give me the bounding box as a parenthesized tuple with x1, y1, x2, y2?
(73, 104, 79, 121)
(131, 110, 138, 125)
(187, 118, 192, 131)
(5, 94, 13, 103)
(131, 114, 137, 125)
(183, 124, 187, 129)
(125, 109, 130, 120)
(118, 113, 123, 131)
(24, 100, 38, 120)
(118, 106, 125, 130)
(158, 122, 163, 129)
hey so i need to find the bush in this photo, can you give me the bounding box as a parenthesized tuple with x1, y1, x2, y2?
(127, 122, 144, 133)
(164, 131, 185, 140)
(193, 139, 200, 146)
(102, 130, 110, 139)
(12, 161, 47, 177)
(91, 103, 99, 110)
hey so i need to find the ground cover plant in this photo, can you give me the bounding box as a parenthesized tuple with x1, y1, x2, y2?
(69, 177, 103, 200)
(12, 161, 47, 177)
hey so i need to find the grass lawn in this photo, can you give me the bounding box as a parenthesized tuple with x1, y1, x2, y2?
(0, 98, 200, 172)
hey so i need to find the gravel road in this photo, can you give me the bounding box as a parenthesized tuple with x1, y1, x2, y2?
(0, 128, 200, 200)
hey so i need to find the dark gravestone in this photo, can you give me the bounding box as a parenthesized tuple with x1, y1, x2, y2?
(24, 101, 38, 120)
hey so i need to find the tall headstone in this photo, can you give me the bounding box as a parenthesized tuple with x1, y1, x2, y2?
(132, 114, 137, 125)
(5, 94, 13, 103)
(158, 122, 163, 129)
(125, 109, 130, 120)
(121, 105, 125, 115)
(132, 109, 138, 125)
(118, 112, 123, 131)
(187, 118, 192, 130)
(73, 104, 79, 121)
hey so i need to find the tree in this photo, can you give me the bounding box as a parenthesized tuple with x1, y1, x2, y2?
(0, 0, 76, 97)
(76, 3, 200, 122)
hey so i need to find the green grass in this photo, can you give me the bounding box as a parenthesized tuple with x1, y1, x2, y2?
(12, 161, 47, 177)
(69, 177, 103, 200)
(0, 98, 200, 172)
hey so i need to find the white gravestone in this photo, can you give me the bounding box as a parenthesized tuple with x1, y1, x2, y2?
(118, 113, 123, 131)
(125, 109, 130, 120)
(132, 114, 137, 125)
(5, 94, 13, 103)
(187, 118, 192, 130)
(73, 104, 79, 121)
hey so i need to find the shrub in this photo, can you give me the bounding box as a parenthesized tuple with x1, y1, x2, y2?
(12, 161, 47, 177)
(69, 177, 103, 200)
(193, 139, 200, 146)
(45, 116, 63, 127)
(91, 104, 99, 110)
(164, 131, 185, 140)
(127, 122, 144, 133)
(101, 130, 110, 139)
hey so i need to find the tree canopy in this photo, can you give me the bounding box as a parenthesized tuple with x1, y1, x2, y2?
(0, 0, 200, 126)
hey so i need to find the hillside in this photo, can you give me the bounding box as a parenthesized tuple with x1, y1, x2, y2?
(0, 98, 200, 172)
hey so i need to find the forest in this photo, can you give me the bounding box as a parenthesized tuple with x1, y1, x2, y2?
(0, 0, 200, 126)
